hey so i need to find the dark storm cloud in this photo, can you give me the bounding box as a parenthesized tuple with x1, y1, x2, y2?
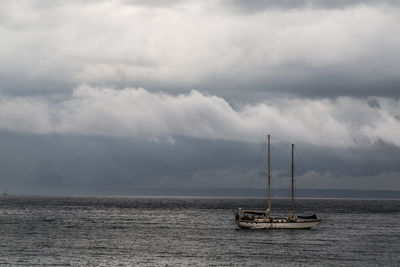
(1, 133, 399, 195)
(0, 133, 258, 194)
(285, 141, 400, 177)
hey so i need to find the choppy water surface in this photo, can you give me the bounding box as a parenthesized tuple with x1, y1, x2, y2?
(0, 196, 399, 266)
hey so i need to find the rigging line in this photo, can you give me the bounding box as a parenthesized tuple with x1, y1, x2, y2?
(294, 145, 305, 201)
(271, 143, 291, 214)
(270, 144, 283, 197)
(245, 140, 267, 198)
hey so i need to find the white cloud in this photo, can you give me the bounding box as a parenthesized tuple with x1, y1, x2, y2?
(0, 85, 399, 147)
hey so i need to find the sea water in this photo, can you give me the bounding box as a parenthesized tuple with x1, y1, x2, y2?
(0, 196, 399, 266)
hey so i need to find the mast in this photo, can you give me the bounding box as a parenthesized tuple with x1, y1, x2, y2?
(290, 143, 295, 219)
(266, 134, 271, 216)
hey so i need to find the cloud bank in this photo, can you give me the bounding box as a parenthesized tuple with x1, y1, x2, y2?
(1, 0, 400, 97)
(1, 86, 399, 147)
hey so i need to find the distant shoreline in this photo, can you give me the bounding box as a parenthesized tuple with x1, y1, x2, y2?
(119, 188, 400, 199)
(2, 188, 400, 199)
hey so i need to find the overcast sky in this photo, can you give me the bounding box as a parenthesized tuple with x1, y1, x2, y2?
(0, 0, 399, 195)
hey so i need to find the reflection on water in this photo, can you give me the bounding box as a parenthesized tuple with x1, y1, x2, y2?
(0, 196, 399, 266)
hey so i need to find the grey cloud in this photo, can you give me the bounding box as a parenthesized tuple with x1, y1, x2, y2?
(122, 0, 184, 7)
(224, 0, 400, 13)
(1, 1, 400, 98)
(1, 133, 399, 195)
(0, 133, 259, 194)
(199, 69, 400, 99)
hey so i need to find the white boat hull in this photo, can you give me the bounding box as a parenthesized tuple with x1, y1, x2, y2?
(236, 220, 321, 229)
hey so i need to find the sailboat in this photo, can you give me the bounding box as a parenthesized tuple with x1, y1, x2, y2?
(235, 135, 321, 229)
